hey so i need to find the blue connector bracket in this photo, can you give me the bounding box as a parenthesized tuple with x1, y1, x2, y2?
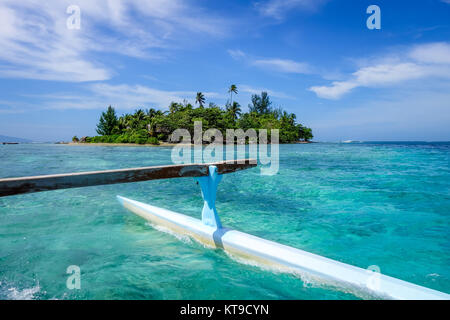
(195, 165, 222, 229)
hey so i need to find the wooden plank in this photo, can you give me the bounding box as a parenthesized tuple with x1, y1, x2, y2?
(0, 159, 257, 197)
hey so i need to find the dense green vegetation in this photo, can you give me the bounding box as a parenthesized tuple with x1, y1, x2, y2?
(86, 88, 313, 145)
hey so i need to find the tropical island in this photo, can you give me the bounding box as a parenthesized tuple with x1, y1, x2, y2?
(73, 86, 313, 145)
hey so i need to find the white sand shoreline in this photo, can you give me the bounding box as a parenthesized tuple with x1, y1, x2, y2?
(66, 141, 313, 147)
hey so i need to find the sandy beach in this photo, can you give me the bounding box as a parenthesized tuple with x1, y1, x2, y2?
(67, 141, 314, 147)
(67, 142, 181, 147)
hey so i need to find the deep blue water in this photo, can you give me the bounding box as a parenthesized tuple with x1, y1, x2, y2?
(0, 142, 449, 299)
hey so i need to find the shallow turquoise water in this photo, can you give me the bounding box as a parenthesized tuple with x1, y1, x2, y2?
(0, 142, 449, 299)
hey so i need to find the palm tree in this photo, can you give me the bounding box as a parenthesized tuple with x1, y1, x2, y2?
(146, 108, 157, 118)
(169, 102, 181, 114)
(134, 109, 145, 120)
(123, 114, 134, 129)
(195, 92, 205, 107)
(124, 109, 145, 130)
(135, 109, 146, 127)
(228, 84, 238, 104)
(227, 101, 241, 120)
(118, 116, 128, 132)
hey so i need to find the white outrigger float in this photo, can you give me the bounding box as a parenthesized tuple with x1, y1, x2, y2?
(1, 160, 449, 300)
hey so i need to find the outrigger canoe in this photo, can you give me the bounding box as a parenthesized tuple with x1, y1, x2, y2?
(1, 160, 449, 300)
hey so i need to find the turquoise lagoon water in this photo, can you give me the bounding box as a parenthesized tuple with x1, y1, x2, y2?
(0, 142, 449, 299)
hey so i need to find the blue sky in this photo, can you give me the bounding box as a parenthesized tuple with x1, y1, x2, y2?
(0, 0, 449, 142)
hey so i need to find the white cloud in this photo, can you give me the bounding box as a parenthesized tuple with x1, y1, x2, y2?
(308, 89, 450, 141)
(410, 42, 450, 64)
(228, 49, 246, 60)
(0, 1, 110, 82)
(26, 83, 292, 111)
(228, 49, 311, 74)
(310, 42, 450, 99)
(309, 81, 357, 100)
(239, 84, 293, 99)
(35, 83, 219, 110)
(85, 83, 190, 109)
(0, 100, 25, 114)
(252, 58, 311, 74)
(0, 0, 229, 82)
(255, 0, 328, 19)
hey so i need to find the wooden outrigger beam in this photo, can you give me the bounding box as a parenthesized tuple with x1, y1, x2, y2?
(0, 159, 256, 197)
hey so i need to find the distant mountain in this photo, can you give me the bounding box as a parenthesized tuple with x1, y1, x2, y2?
(0, 135, 32, 143)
